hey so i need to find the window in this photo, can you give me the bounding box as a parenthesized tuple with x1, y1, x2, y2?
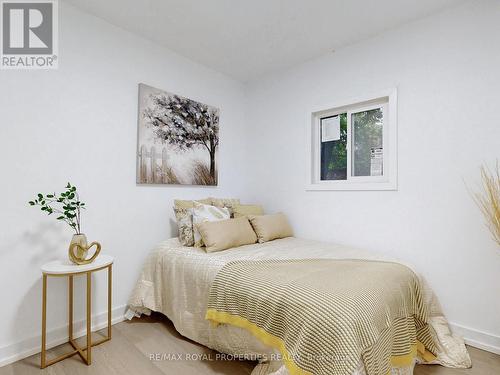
(307, 89, 397, 190)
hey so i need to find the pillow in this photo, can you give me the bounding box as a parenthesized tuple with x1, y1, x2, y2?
(248, 213, 294, 243)
(173, 198, 212, 246)
(210, 197, 241, 217)
(233, 204, 264, 218)
(174, 198, 212, 209)
(197, 217, 257, 253)
(192, 202, 230, 247)
(173, 207, 195, 246)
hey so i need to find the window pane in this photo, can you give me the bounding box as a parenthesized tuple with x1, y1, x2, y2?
(352, 108, 383, 177)
(320, 113, 347, 180)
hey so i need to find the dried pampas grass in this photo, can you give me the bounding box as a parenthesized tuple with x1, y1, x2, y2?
(472, 162, 500, 246)
(192, 161, 217, 186)
(163, 166, 180, 184)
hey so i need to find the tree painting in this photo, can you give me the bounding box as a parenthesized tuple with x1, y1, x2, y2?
(137, 84, 219, 185)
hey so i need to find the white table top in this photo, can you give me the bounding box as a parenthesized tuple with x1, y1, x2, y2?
(41, 255, 114, 275)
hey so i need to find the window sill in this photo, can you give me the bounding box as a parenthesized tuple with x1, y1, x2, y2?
(305, 180, 397, 191)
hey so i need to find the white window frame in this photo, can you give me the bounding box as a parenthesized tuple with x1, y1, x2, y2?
(306, 88, 398, 191)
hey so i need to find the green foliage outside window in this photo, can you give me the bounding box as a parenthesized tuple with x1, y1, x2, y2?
(352, 108, 383, 176)
(321, 113, 347, 180)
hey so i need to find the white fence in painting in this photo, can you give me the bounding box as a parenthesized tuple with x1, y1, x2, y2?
(137, 145, 170, 184)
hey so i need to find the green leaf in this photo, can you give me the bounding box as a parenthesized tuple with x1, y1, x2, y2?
(46, 194, 54, 198)
(57, 216, 65, 220)
(29, 201, 35, 205)
(37, 193, 43, 199)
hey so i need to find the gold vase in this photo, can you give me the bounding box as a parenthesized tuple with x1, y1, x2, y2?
(68, 234, 101, 265)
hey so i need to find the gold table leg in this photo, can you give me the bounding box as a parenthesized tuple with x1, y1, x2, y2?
(41, 274, 47, 369)
(86, 271, 91, 365)
(69, 275, 73, 341)
(108, 264, 112, 339)
(40, 264, 112, 369)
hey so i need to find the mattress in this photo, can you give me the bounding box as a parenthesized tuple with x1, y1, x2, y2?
(127, 237, 471, 375)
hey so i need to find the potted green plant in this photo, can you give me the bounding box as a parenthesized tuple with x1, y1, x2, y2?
(29, 183, 100, 264)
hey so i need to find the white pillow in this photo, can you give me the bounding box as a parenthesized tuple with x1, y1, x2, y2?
(192, 201, 230, 247)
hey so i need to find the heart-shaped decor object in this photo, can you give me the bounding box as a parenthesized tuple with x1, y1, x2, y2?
(69, 241, 101, 265)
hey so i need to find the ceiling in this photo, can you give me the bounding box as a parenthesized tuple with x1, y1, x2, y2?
(64, 0, 464, 82)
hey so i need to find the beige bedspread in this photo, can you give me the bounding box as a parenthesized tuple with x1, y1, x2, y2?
(127, 237, 471, 375)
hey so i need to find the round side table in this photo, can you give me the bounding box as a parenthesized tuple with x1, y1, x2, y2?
(40, 254, 114, 368)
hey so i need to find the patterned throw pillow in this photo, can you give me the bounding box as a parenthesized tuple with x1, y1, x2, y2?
(173, 198, 212, 246)
(174, 207, 195, 246)
(192, 202, 230, 247)
(210, 197, 241, 217)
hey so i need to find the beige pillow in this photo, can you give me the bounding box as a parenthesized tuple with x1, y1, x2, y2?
(248, 213, 294, 243)
(192, 202, 230, 247)
(233, 204, 264, 218)
(210, 197, 241, 217)
(197, 217, 257, 253)
(174, 198, 211, 209)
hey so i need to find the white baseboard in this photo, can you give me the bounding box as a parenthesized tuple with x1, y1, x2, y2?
(449, 322, 500, 355)
(0, 304, 127, 368)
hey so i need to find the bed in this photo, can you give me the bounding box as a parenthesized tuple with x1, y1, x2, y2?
(127, 237, 471, 375)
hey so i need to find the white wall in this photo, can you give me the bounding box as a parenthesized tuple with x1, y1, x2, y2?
(0, 2, 249, 364)
(245, 0, 500, 351)
(2, 0, 500, 366)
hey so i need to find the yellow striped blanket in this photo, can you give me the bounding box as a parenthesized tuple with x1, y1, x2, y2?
(206, 259, 437, 375)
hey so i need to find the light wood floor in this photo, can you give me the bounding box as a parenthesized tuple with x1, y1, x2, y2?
(1, 313, 499, 375)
